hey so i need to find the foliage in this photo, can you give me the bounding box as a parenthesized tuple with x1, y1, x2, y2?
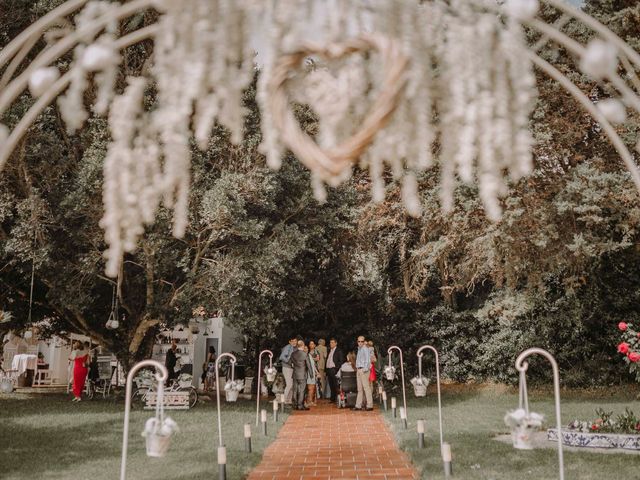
(568, 407, 640, 434)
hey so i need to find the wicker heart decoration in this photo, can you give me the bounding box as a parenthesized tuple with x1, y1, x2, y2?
(268, 34, 409, 183)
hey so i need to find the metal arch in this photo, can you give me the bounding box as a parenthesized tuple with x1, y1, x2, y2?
(515, 348, 564, 480)
(387, 346, 407, 421)
(0, 0, 638, 201)
(0, 24, 159, 173)
(416, 345, 444, 449)
(256, 349, 274, 426)
(120, 359, 168, 480)
(0, 0, 155, 117)
(214, 352, 237, 447)
(0, 0, 88, 70)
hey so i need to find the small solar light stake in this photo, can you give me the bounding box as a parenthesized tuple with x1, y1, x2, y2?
(244, 423, 252, 453)
(378, 385, 384, 404)
(417, 419, 425, 448)
(280, 393, 285, 413)
(218, 445, 227, 480)
(273, 399, 279, 422)
(442, 442, 453, 477)
(261, 409, 268, 436)
(400, 406, 408, 429)
(382, 391, 388, 411)
(391, 396, 397, 418)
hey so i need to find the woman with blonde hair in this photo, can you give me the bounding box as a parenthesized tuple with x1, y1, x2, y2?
(69, 341, 90, 402)
(305, 341, 319, 406)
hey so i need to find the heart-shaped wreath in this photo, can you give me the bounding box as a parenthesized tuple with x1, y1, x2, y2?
(268, 34, 409, 182)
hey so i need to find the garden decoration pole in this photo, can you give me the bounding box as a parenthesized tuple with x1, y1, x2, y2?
(256, 349, 273, 426)
(261, 409, 268, 436)
(273, 398, 279, 422)
(215, 352, 237, 480)
(382, 390, 388, 411)
(387, 346, 407, 423)
(120, 360, 168, 480)
(244, 423, 252, 452)
(515, 348, 564, 480)
(417, 419, 425, 448)
(416, 345, 444, 449)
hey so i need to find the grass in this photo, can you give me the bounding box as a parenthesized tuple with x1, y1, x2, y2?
(0, 391, 287, 480)
(382, 384, 640, 480)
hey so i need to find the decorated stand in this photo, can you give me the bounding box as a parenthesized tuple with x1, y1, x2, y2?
(214, 352, 237, 480)
(120, 360, 178, 480)
(387, 346, 408, 427)
(416, 345, 445, 452)
(505, 348, 565, 480)
(256, 349, 274, 426)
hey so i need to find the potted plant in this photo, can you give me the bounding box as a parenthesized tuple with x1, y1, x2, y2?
(142, 416, 179, 458)
(224, 379, 245, 402)
(504, 408, 544, 449)
(383, 365, 396, 381)
(410, 375, 429, 397)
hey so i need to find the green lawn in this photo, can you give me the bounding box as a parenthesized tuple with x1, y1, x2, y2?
(0, 392, 287, 480)
(382, 385, 640, 480)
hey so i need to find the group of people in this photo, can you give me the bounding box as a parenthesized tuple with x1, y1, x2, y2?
(279, 335, 378, 411)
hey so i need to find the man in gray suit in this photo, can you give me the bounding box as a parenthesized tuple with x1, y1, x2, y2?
(290, 340, 309, 410)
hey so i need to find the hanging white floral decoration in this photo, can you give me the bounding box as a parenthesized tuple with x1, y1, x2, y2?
(0, 0, 639, 277)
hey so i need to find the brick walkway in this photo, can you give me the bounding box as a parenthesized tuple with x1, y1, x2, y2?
(247, 400, 419, 480)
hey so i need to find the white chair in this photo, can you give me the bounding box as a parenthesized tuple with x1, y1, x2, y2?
(33, 367, 52, 386)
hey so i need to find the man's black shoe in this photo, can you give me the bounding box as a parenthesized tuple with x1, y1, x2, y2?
(302, 406, 310, 410)
(351, 407, 362, 411)
(365, 407, 374, 411)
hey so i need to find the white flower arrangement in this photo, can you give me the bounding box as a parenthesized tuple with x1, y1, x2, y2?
(224, 379, 245, 392)
(504, 408, 544, 430)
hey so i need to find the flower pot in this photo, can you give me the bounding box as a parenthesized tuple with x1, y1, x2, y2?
(511, 424, 538, 450)
(225, 390, 239, 402)
(413, 383, 427, 397)
(265, 368, 277, 382)
(0, 378, 13, 394)
(145, 432, 171, 457)
(384, 366, 396, 381)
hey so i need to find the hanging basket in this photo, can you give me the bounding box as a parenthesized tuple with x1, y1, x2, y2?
(0, 378, 14, 394)
(383, 365, 396, 381)
(145, 432, 172, 458)
(225, 390, 239, 402)
(410, 376, 429, 397)
(264, 367, 277, 382)
(504, 409, 544, 450)
(269, 34, 409, 181)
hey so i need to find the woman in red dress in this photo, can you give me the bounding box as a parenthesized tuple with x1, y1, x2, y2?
(69, 341, 89, 402)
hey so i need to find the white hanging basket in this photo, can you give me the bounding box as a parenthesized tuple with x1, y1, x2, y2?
(225, 390, 239, 402)
(265, 367, 277, 382)
(410, 376, 429, 397)
(145, 432, 172, 458)
(0, 378, 14, 394)
(510, 423, 538, 450)
(384, 366, 396, 381)
(504, 409, 544, 450)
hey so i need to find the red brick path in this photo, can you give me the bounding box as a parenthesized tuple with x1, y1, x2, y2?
(247, 401, 419, 480)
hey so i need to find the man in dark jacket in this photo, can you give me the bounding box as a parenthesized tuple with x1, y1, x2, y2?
(325, 338, 345, 402)
(165, 339, 179, 382)
(290, 340, 308, 410)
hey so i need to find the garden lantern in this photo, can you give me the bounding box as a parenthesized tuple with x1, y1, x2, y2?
(214, 352, 237, 480)
(383, 365, 396, 381)
(417, 419, 425, 448)
(387, 346, 408, 422)
(416, 345, 445, 450)
(442, 442, 453, 477)
(506, 348, 564, 480)
(121, 360, 177, 480)
(256, 349, 274, 426)
(244, 423, 252, 453)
